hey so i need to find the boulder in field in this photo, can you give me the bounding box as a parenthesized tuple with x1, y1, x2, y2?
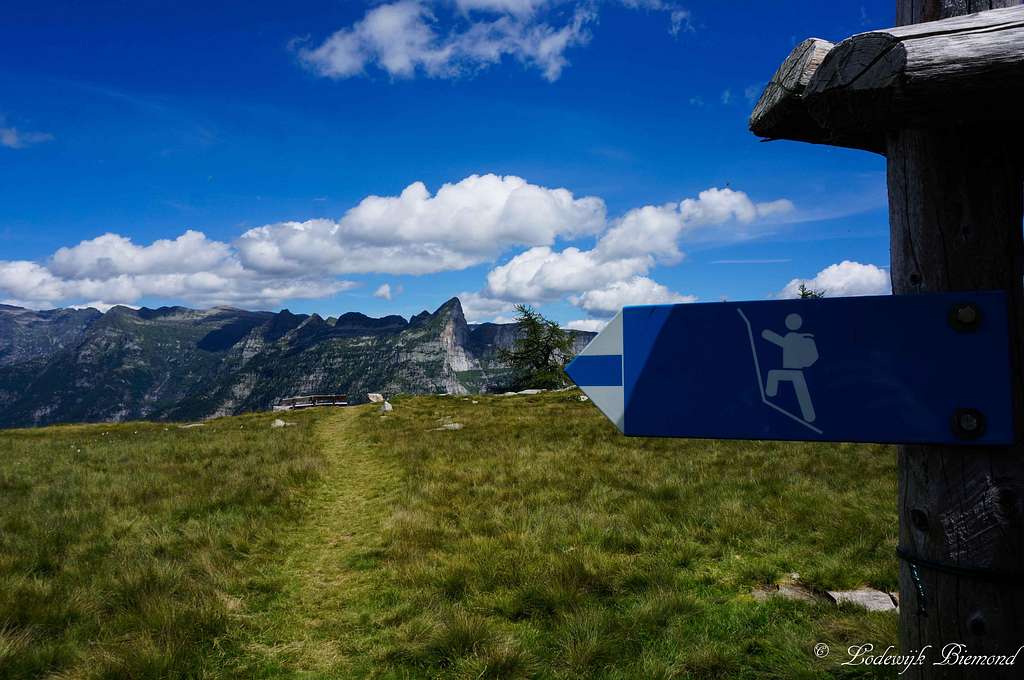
(367, 393, 385, 403)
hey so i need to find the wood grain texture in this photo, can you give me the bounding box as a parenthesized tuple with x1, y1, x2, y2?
(805, 6, 1024, 136)
(887, 91, 1024, 680)
(748, 39, 847, 148)
(897, 0, 1021, 26)
(749, 5, 1024, 150)
(802, 5, 1024, 137)
(890, 6, 1024, 677)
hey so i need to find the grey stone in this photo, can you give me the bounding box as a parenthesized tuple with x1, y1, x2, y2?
(827, 589, 897, 611)
(367, 393, 385, 403)
(751, 582, 821, 604)
(777, 584, 820, 603)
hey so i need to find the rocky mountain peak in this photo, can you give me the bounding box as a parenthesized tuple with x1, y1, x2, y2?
(0, 297, 596, 427)
(435, 296, 465, 318)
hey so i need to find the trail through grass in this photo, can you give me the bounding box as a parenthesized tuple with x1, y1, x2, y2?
(225, 406, 401, 677)
(235, 393, 899, 679)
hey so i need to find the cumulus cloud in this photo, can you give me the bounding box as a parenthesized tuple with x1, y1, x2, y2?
(49, 230, 231, 278)
(1, 174, 792, 316)
(570, 276, 695, 316)
(236, 174, 605, 276)
(779, 261, 891, 298)
(0, 232, 356, 310)
(299, 0, 594, 82)
(486, 246, 651, 302)
(679, 187, 793, 230)
(481, 186, 792, 310)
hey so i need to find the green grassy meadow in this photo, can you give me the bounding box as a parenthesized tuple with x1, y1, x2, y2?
(0, 392, 898, 678)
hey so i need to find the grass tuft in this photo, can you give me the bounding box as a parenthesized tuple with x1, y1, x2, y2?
(0, 411, 321, 679)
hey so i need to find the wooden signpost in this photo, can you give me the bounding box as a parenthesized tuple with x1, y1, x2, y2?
(751, 2, 1024, 676)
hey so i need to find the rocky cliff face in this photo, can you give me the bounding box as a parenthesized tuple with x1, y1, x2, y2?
(0, 298, 594, 428)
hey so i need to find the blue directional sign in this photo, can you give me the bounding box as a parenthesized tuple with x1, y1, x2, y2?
(565, 292, 1014, 445)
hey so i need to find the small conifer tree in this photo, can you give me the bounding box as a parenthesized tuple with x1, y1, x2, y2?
(798, 283, 825, 299)
(499, 304, 575, 390)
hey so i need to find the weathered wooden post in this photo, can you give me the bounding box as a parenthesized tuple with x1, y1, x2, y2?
(751, 3, 1024, 676)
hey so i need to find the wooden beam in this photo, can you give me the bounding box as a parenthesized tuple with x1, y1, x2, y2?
(889, 129, 1024, 679)
(897, 0, 1022, 26)
(888, 1, 1024, 677)
(748, 39, 841, 148)
(806, 6, 1024, 136)
(751, 5, 1024, 151)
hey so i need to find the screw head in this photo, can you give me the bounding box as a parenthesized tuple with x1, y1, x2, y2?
(951, 408, 986, 441)
(948, 303, 982, 332)
(956, 305, 977, 325)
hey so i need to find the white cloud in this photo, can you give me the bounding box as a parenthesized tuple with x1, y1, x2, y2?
(456, 0, 546, 15)
(0, 261, 66, 304)
(482, 186, 792, 308)
(720, 89, 732, 105)
(70, 301, 141, 313)
(1, 174, 792, 316)
(299, 0, 594, 82)
(679, 187, 792, 229)
(458, 290, 518, 323)
(486, 246, 653, 301)
(565, 318, 607, 332)
(570, 276, 695, 316)
(0, 231, 357, 311)
(595, 203, 685, 264)
(299, 0, 692, 82)
(0, 125, 53, 149)
(374, 283, 394, 300)
(668, 8, 692, 35)
(237, 174, 605, 276)
(618, 0, 692, 35)
(779, 261, 891, 298)
(49, 230, 231, 278)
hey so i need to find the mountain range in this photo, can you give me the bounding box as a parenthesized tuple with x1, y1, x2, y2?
(0, 298, 594, 428)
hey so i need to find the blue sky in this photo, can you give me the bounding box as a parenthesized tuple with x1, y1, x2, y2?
(0, 0, 894, 328)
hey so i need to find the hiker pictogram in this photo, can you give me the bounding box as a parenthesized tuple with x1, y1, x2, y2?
(737, 308, 823, 434)
(760, 313, 818, 423)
